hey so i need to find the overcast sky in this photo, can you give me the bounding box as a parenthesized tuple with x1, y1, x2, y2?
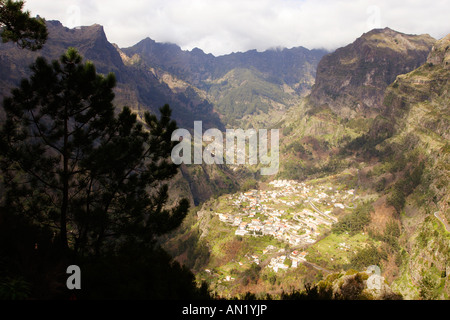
(24, 0, 450, 56)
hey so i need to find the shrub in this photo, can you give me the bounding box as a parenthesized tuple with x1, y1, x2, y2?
(332, 202, 373, 235)
(240, 178, 258, 192)
(349, 245, 381, 271)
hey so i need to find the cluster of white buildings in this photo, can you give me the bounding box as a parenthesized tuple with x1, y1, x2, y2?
(268, 255, 289, 273)
(215, 180, 356, 273)
(266, 250, 309, 273)
(217, 180, 352, 246)
(338, 242, 351, 251)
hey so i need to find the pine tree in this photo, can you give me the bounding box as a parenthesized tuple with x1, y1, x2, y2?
(0, 48, 189, 256)
(0, 0, 48, 50)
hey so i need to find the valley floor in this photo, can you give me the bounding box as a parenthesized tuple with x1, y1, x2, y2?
(186, 171, 383, 298)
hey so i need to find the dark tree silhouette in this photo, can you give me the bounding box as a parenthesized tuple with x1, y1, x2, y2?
(0, 0, 48, 50)
(0, 48, 205, 300)
(0, 48, 189, 256)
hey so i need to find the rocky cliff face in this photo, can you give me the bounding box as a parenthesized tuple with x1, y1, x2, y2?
(122, 38, 327, 126)
(383, 33, 449, 124)
(0, 20, 222, 130)
(374, 34, 449, 299)
(0, 20, 328, 128)
(310, 28, 435, 118)
(0, 20, 125, 84)
(0, 20, 230, 205)
(123, 39, 326, 92)
(274, 31, 449, 299)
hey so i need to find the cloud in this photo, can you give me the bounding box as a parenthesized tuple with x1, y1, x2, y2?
(24, 0, 450, 56)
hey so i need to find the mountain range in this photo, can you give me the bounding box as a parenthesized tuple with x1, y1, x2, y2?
(0, 20, 326, 129)
(0, 20, 448, 300)
(310, 27, 435, 118)
(0, 19, 326, 206)
(158, 28, 448, 299)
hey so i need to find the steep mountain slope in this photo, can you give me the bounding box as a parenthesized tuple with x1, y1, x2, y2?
(1, 19, 447, 299)
(0, 20, 222, 130)
(121, 38, 216, 86)
(122, 38, 325, 91)
(2, 20, 321, 208)
(378, 34, 449, 299)
(277, 31, 449, 299)
(276, 28, 437, 180)
(310, 28, 435, 118)
(163, 29, 449, 300)
(0, 20, 235, 206)
(122, 38, 326, 126)
(205, 67, 297, 126)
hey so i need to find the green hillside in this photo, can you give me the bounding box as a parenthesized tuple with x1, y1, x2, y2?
(163, 31, 449, 300)
(206, 68, 298, 126)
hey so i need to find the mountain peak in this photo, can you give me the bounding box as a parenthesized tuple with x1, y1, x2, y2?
(142, 37, 156, 43)
(46, 20, 63, 28)
(358, 27, 435, 52)
(191, 47, 205, 54)
(44, 20, 108, 42)
(310, 28, 435, 118)
(35, 20, 124, 73)
(370, 26, 396, 33)
(427, 33, 450, 68)
(128, 37, 183, 56)
(81, 23, 105, 33)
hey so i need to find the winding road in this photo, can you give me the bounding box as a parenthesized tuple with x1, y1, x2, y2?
(308, 200, 338, 223)
(300, 260, 332, 274)
(434, 212, 450, 232)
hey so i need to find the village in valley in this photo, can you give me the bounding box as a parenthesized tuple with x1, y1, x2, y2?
(211, 179, 358, 276)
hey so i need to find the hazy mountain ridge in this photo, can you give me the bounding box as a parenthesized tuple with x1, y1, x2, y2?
(0, 20, 223, 131)
(122, 37, 327, 126)
(2, 19, 314, 206)
(379, 34, 449, 299)
(122, 38, 326, 89)
(0, 20, 234, 206)
(6, 21, 324, 130)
